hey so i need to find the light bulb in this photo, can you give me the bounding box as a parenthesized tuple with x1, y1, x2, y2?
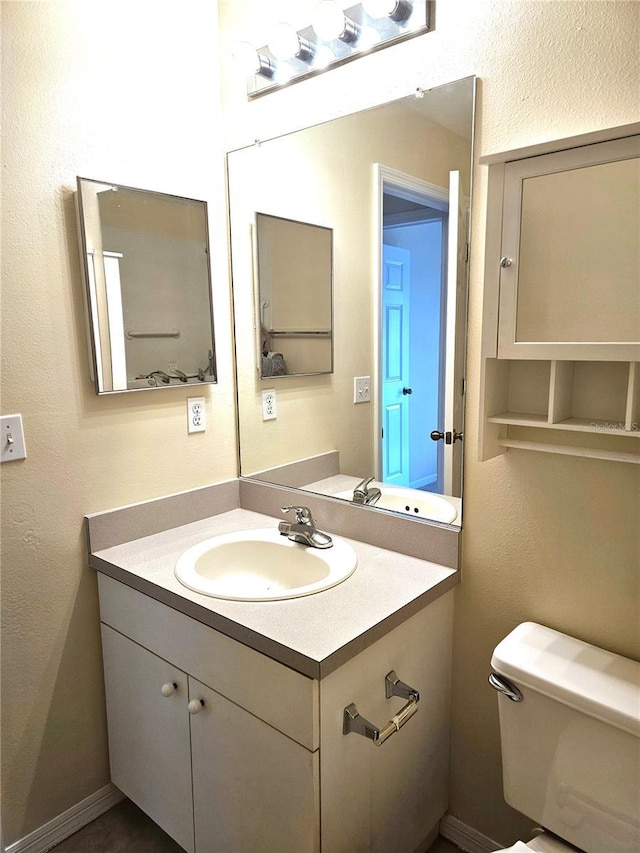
(232, 41, 261, 76)
(362, 0, 413, 23)
(268, 23, 298, 59)
(359, 25, 382, 50)
(313, 44, 335, 69)
(312, 1, 359, 43)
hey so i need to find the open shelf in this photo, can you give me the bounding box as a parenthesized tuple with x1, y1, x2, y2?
(481, 359, 640, 463)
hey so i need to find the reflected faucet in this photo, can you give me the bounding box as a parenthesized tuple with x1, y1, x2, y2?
(352, 477, 381, 506)
(146, 370, 171, 384)
(278, 506, 333, 549)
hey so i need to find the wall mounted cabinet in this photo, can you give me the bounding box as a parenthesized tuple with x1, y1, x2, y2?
(479, 123, 640, 465)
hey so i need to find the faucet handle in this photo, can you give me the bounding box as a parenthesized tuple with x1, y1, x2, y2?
(281, 506, 313, 525)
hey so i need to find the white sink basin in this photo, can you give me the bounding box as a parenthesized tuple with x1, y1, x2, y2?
(335, 484, 457, 523)
(174, 528, 357, 601)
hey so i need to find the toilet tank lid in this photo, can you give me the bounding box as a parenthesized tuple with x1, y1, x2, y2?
(491, 622, 640, 738)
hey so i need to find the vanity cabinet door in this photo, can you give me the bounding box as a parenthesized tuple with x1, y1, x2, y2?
(188, 677, 319, 853)
(319, 593, 453, 853)
(101, 625, 195, 852)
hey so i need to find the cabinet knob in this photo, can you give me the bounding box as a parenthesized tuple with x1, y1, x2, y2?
(500, 256, 513, 268)
(188, 698, 205, 715)
(161, 682, 177, 697)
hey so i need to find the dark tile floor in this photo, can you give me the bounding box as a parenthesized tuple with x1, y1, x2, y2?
(50, 798, 463, 852)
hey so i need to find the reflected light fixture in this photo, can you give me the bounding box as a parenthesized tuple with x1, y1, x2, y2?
(236, 0, 430, 98)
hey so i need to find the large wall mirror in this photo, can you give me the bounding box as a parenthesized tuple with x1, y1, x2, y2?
(76, 178, 217, 394)
(228, 76, 476, 528)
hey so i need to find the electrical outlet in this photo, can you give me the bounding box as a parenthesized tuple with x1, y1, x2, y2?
(1, 414, 27, 462)
(262, 389, 277, 420)
(354, 376, 371, 404)
(187, 397, 206, 433)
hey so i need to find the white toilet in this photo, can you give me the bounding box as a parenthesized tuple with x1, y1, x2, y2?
(489, 622, 640, 853)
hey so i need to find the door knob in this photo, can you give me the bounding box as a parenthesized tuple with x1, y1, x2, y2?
(402, 387, 413, 395)
(430, 430, 464, 444)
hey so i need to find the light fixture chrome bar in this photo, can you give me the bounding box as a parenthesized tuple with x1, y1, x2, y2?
(241, 0, 431, 99)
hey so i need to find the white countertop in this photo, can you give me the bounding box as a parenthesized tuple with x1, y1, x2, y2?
(90, 507, 458, 678)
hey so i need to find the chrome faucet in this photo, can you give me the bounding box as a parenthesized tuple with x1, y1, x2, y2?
(352, 477, 381, 506)
(278, 506, 333, 549)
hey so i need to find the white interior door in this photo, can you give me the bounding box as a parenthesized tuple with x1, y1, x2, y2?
(443, 170, 466, 496)
(381, 244, 411, 485)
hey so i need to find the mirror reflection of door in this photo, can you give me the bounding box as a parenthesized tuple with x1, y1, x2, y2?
(378, 171, 465, 497)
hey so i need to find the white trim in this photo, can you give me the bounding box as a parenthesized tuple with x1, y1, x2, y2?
(478, 120, 640, 165)
(4, 784, 123, 853)
(440, 814, 503, 853)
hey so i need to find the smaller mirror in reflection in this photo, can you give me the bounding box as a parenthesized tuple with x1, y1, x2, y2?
(76, 177, 217, 394)
(256, 213, 333, 378)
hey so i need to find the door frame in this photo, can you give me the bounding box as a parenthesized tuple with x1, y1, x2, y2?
(373, 163, 449, 482)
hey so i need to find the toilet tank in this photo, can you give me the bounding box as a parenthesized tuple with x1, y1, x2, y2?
(491, 622, 640, 853)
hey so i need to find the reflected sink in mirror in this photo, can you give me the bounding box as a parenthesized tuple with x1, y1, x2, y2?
(334, 483, 457, 523)
(174, 529, 357, 601)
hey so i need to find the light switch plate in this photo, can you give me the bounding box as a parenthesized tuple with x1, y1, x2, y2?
(354, 376, 371, 403)
(1, 414, 27, 462)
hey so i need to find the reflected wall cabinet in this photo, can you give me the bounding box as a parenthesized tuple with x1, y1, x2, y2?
(479, 123, 640, 465)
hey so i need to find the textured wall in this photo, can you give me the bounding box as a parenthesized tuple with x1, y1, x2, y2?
(1, 2, 237, 845)
(220, 0, 640, 847)
(2, 1, 639, 849)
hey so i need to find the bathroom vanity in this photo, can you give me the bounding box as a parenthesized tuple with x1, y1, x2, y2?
(88, 500, 457, 853)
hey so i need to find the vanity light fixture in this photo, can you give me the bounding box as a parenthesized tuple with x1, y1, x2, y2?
(268, 23, 316, 63)
(312, 1, 360, 44)
(232, 41, 277, 80)
(236, 0, 431, 98)
(362, 0, 413, 23)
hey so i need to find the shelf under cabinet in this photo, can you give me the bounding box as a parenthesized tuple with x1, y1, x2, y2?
(488, 412, 640, 437)
(480, 358, 640, 464)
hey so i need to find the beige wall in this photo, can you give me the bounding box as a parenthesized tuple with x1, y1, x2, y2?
(1, 1, 237, 846)
(2, 1, 639, 850)
(220, 0, 640, 847)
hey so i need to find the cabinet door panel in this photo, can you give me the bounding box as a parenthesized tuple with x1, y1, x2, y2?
(320, 593, 453, 853)
(101, 625, 194, 853)
(189, 677, 319, 853)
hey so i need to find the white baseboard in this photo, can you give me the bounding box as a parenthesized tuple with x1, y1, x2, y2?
(4, 784, 124, 853)
(440, 814, 502, 853)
